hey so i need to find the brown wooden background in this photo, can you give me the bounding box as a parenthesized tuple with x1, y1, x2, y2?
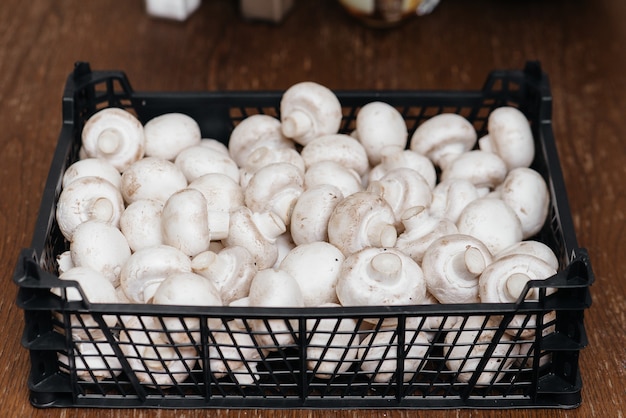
(1, 0, 624, 417)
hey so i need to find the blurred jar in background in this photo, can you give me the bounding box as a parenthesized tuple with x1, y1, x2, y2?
(338, 0, 440, 27)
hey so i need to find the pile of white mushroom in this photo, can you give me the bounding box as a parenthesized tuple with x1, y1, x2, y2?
(53, 81, 558, 387)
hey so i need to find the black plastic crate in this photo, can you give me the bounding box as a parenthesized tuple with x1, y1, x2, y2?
(13, 61, 594, 409)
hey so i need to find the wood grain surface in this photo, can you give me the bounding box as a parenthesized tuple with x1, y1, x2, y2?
(1, 0, 624, 417)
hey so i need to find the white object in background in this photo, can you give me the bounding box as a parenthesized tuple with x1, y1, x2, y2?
(240, 0, 294, 23)
(145, 0, 202, 21)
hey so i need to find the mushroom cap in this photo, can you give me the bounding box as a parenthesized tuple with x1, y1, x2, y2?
(174, 144, 240, 183)
(301, 133, 370, 177)
(355, 101, 408, 166)
(228, 114, 295, 167)
(188, 172, 244, 213)
(440, 150, 508, 194)
(280, 81, 343, 145)
(81, 107, 145, 172)
(120, 199, 164, 252)
(480, 106, 535, 170)
(62, 158, 122, 190)
(409, 113, 477, 169)
(143, 112, 202, 161)
(495, 240, 559, 271)
(421, 233, 493, 304)
(290, 184, 344, 246)
(120, 157, 188, 204)
(56, 176, 125, 241)
(496, 167, 550, 239)
(369, 146, 437, 189)
(279, 241, 345, 307)
(429, 178, 480, 223)
(70, 220, 131, 287)
(120, 244, 192, 303)
(152, 271, 223, 307)
(161, 188, 212, 257)
(456, 197, 523, 255)
(59, 340, 122, 382)
(56, 265, 119, 304)
(239, 146, 305, 188)
(304, 160, 364, 198)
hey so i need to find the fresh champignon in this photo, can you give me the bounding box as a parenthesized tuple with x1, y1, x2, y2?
(120, 244, 192, 303)
(301, 133, 370, 177)
(494, 167, 550, 239)
(143, 112, 202, 161)
(223, 207, 287, 270)
(358, 327, 430, 383)
(239, 146, 305, 188)
(151, 271, 223, 344)
(306, 305, 359, 378)
(354, 101, 408, 166)
(428, 178, 480, 224)
(120, 199, 164, 252)
(421, 233, 493, 304)
(56, 250, 74, 275)
(495, 240, 559, 271)
(58, 340, 122, 382)
(444, 316, 520, 386)
(409, 113, 477, 169)
(327, 191, 397, 256)
(70, 220, 131, 287)
(456, 197, 523, 255)
(228, 114, 295, 168)
(368, 145, 437, 189)
(280, 81, 343, 146)
(62, 158, 122, 190)
(290, 184, 343, 246)
(272, 232, 296, 268)
(208, 322, 264, 384)
(304, 160, 363, 198)
(192, 245, 258, 305)
(174, 144, 240, 183)
(161, 188, 212, 257)
(440, 150, 508, 196)
(198, 138, 230, 155)
(479, 106, 535, 170)
(120, 157, 188, 205)
(247, 268, 305, 349)
(244, 162, 304, 226)
(279, 241, 345, 307)
(56, 176, 125, 241)
(395, 205, 458, 265)
(367, 167, 432, 229)
(81, 107, 145, 172)
(335, 247, 427, 320)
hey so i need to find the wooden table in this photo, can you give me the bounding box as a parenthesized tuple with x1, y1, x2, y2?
(2, 0, 624, 416)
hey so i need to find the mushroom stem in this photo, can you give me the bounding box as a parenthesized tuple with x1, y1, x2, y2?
(464, 246, 487, 276)
(506, 272, 533, 300)
(282, 109, 312, 139)
(251, 211, 287, 239)
(90, 197, 115, 222)
(449, 247, 486, 285)
(97, 128, 122, 155)
(366, 222, 398, 248)
(367, 252, 403, 285)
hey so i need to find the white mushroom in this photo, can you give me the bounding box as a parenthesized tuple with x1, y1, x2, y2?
(151, 271, 223, 344)
(58, 339, 123, 382)
(304, 160, 363, 198)
(495, 240, 559, 271)
(62, 158, 122, 190)
(368, 145, 437, 189)
(290, 184, 344, 246)
(300, 133, 370, 177)
(456, 197, 523, 255)
(174, 144, 240, 183)
(395, 205, 458, 265)
(279, 241, 345, 307)
(223, 207, 287, 270)
(161, 188, 212, 257)
(409, 113, 477, 169)
(306, 305, 359, 379)
(70, 220, 131, 287)
(56, 250, 74, 275)
(428, 178, 480, 224)
(120, 244, 192, 303)
(228, 114, 295, 168)
(239, 146, 305, 188)
(494, 167, 550, 239)
(280, 81, 343, 146)
(143, 112, 202, 161)
(421, 234, 493, 304)
(191, 245, 258, 305)
(479, 106, 534, 170)
(244, 162, 304, 226)
(327, 191, 397, 256)
(208, 322, 264, 384)
(247, 268, 305, 349)
(354, 101, 408, 166)
(119, 199, 164, 252)
(440, 150, 508, 196)
(81, 107, 145, 172)
(120, 157, 188, 205)
(56, 176, 125, 241)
